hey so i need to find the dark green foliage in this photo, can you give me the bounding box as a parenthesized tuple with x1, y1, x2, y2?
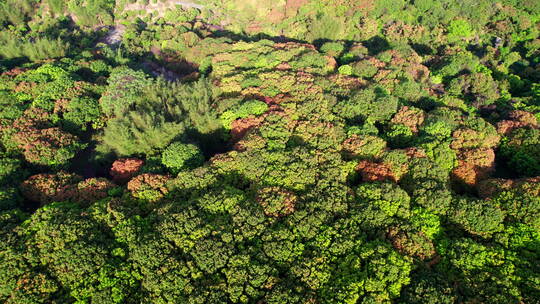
(447, 72, 500, 107)
(499, 128, 540, 177)
(399, 269, 457, 304)
(0, 157, 25, 186)
(21, 202, 139, 303)
(320, 42, 345, 58)
(433, 51, 480, 79)
(385, 123, 415, 147)
(438, 237, 522, 303)
(420, 107, 463, 139)
(334, 87, 398, 123)
(0, 91, 25, 121)
(493, 189, 540, 230)
(401, 158, 452, 215)
(63, 97, 102, 131)
(495, 222, 540, 301)
(351, 60, 379, 78)
(354, 182, 410, 227)
(100, 78, 220, 156)
(100, 66, 152, 118)
(449, 196, 506, 237)
(321, 241, 412, 303)
(419, 140, 457, 172)
(161, 142, 204, 174)
(0, 209, 57, 303)
(0, 187, 21, 211)
(0, 157, 25, 210)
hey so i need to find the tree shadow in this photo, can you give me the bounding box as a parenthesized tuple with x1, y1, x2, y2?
(410, 43, 434, 56)
(183, 127, 230, 159)
(363, 36, 391, 56)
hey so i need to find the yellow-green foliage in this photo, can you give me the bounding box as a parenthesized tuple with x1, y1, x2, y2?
(0, 36, 69, 61)
(0, 0, 36, 25)
(67, 0, 115, 27)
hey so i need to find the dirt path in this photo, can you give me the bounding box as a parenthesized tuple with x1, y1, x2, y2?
(101, 24, 126, 45)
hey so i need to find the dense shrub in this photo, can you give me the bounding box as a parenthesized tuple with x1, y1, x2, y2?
(447, 19, 474, 41)
(0, 37, 70, 61)
(161, 142, 204, 174)
(11, 109, 85, 168)
(63, 97, 102, 131)
(220, 99, 268, 130)
(256, 186, 297, 217)
(449, 196, 505, 237)
(0, 187, 21, 210)
(109, 158, 144, 183)
(99, 67, 152, 118)
(127, 173, 169, 202)
(334, 87, 399, 123)
(100, 78, 220, 156)
(499, 128, 540, 177)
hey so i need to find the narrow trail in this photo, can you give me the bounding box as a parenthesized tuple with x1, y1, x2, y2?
(101, 24, 126, 45)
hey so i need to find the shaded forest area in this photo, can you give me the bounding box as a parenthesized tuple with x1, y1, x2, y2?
(0, 0, 539, 303)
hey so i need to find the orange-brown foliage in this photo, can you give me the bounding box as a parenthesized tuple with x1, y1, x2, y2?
(127, 173, 170, 201)
(342, 135, 386, 159)
(20, 172, 115, 205)
(72, 178, 115, 205)
(496, 110, 538, 135)
(391, 106, 425, 133)
(404, 147, 427, 158)
(451, 148, 496, 187)
(20, 172, 82, 204)
(477, 176, 540, 199)
(2, 67, 29, 76)
(110, 158, 144, 183)
(356, 160, 397, 182)
(231, 116, 265, 142)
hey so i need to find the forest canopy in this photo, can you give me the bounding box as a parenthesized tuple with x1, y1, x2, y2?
(0, 0, 539, 303)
